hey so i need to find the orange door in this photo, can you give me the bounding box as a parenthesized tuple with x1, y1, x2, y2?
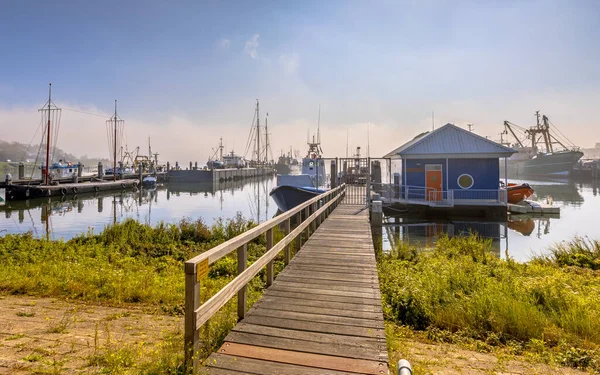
(425, 165, 443, 201)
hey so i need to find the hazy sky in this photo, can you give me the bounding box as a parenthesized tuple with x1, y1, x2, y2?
(1, 0, 599, 164)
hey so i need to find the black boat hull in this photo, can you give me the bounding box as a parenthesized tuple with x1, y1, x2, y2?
(506, 151, 583, 177)
(269, 185, 323, 212)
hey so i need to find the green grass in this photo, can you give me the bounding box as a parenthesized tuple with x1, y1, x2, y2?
(378, 235, 600, 372)
(0, 214, 291, 374)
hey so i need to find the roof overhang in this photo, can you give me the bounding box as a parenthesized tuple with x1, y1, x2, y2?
(397, 153, 515, 159)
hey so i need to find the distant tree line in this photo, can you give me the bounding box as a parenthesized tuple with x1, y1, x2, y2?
(0, 140, 109, 166)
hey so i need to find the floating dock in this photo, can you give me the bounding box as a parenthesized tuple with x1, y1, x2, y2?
(168, 167, 274, 183)
(4, 180, 139, 201)
(508, 200, 560, 215)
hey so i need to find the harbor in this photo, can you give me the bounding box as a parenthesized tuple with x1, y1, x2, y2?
(2, 2, 600, 374)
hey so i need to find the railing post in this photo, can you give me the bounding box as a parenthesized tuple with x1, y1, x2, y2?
(314, 202, 320, 229)
(284, 218, 291, 265)
(266, 228, 274, 287)
(184, 262, 200, 373)
(237, 244, 247, 320)
(296, 211, 303, 251)
(305, 206, 311, 237)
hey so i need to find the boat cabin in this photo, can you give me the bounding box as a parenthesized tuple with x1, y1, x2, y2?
(383, 123, 516, 209)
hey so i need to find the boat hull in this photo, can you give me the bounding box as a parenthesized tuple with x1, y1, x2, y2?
(269, 185, 326, 212)
(507, 183, 534, 204)
(506, 151, 584, 177)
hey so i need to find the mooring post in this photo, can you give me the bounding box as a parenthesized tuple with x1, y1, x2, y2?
(77, 163, 83, 178)
(166, 161, 170, 172)
(18, 162, 24, 180)
(184, 262, 200, 373)
(284, 218, 291, 265)
(266, 228, 274, 287)
(237, 244, 247, 320)
(189, 161, 192, 170)
(175, 161, 179, 170)
(194, 161, 198, 170)
(97, 162, 104, 180)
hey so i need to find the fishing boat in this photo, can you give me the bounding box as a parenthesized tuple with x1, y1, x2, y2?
(502, 112, 583, 177)
(270, 108, 327, 212)
(40, 160, 79, 179)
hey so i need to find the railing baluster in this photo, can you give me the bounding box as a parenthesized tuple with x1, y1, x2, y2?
(296, 211, 303, 251)
(266, 228, 274, 287)
(284, 218, 291, 265)
(184, 264, 199, 371)
(237, 244, 247, 320)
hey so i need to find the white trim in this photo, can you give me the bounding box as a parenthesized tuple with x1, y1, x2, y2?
(457, 173, 474, 189)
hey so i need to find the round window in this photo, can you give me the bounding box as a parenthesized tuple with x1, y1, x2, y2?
(457, 174, 474, 189)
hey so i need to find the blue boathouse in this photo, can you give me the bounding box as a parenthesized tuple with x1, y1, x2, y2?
(383, 123, 515, 216)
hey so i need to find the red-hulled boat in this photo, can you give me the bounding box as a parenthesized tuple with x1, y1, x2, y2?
(505, 182, 534, 204)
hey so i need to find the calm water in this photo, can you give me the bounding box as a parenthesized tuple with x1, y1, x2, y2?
(1, 177, 598, 261)
(380, 179, 600, 262)
(0, 177, 279, 240)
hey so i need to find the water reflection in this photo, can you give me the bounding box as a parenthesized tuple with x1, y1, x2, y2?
(382, 218, 507, 257)
(380, 179, 599, 261)
(0, 177, 278, 240)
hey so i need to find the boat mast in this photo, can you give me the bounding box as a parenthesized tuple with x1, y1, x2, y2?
(113, 101, 118, 181)
(219, 137, 223, 161)
(45, 84, 51, 185)
(256, 100, 260, 164)
(264, 112, 269, 163)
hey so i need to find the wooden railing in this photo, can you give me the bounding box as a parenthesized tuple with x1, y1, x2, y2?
(184, 184, 346, 371)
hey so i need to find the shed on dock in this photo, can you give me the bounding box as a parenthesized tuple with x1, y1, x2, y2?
(383, 124, 515, 216)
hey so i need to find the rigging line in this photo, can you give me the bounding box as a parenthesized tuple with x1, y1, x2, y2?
(20, 117, 44, 162)
(63, 107, 107, 118)
(548, 120, 576, 147)
(244, 110, 257, 159)
(28, 124, 46, 186)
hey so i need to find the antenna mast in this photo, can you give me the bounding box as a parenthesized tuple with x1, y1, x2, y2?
(367, 123, 370, 158)
(346, 129, 349, 158)
(256, 100, 260, 164)
(317, 105, 321, 144)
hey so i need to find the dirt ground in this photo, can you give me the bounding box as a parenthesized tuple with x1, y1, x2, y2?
(391, 336, 591, 375)
(0, 295, 182, 374)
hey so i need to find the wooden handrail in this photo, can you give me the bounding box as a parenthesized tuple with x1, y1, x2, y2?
(184, 184, 346, 372)
(185, 184, 345, 272)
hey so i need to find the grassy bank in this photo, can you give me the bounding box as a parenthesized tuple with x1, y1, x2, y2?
(0, 215, 287, 374)
(378, 235, 600, 373)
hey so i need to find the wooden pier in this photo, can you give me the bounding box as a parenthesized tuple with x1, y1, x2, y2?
(184, 185, 389, 374)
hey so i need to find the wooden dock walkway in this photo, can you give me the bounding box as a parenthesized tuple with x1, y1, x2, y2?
(203, 204, 389, 375)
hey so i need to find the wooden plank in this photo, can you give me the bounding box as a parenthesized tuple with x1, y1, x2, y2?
(254, 298, 382, 320)
(269, 283, 380, 299)
(242, 315, 385, 338)
(204, 354, 359, 375)
(274, 277, 379, 291)
(216, 342, 386, 375)
(248, 307, 384, 329)
(233, 323, 386, 348)
(258, 294, 383, 313)
(224, 332, 387, 361)
(263, 289, 382, 306)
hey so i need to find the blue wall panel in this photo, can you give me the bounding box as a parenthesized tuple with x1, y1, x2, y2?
(448, 158, 499, 190)
(403, 158, 500, 201)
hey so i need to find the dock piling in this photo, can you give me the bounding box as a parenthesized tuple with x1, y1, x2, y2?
(18, 163, 25, 180)
(98, 162, 104, 180)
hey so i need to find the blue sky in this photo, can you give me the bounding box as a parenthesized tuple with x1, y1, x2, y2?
(1, 0, 599, 161)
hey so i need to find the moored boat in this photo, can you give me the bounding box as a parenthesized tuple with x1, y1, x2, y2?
(505, 182, 534, 204)
(502, 112, 583, 177)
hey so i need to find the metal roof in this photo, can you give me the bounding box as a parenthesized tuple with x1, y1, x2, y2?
(384, 123, 516, 159)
